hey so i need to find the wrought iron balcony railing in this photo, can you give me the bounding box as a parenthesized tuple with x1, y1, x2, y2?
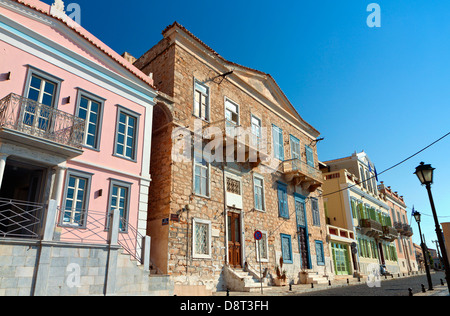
(0, 93, 85, 149)
(382, 225, 399, 242)
(360, 218, 383, 238)
(281, 158, 324, 192)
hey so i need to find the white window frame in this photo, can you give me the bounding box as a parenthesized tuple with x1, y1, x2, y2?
(75, 89, 104, 150)
(192, 218, 212, 259)
(255, 230, 269, 262)
(60, 169, 92, 228)
(253, 173, 265, 212)
(114, 105, 140, 161)
(193, 80, 210, 121)
(251, 114, 262, 148)
(193, 149, 211, 198)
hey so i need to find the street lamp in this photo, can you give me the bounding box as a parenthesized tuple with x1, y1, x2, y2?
(413, 210, 433, 291)
(414, 162, 450, 293)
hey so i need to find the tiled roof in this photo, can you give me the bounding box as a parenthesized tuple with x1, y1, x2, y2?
(162, 21, 319, 135)
(9, 0, 157, 90)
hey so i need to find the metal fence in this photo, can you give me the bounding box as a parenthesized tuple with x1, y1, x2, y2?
(0, 198, 45, 239)
(0, 93, 85, 148)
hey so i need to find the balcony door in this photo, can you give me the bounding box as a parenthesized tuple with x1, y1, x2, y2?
(24, 74, 58, 132)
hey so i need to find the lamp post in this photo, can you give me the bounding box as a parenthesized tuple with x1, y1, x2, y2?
(414, 162, 450, 293)
(413, 211, 433, 291)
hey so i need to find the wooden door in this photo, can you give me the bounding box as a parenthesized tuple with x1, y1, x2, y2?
(228, 212, 241, 268)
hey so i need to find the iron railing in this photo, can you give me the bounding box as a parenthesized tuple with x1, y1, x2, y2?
(281, 158, 323, 183)
(0, 198, 45, 239)
(0, 93, 85, 148)
(57, 207, 145, 263)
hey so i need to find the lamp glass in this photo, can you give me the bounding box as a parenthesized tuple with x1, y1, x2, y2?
(413, 212, 421, 223)
(415, 163, 435, 185)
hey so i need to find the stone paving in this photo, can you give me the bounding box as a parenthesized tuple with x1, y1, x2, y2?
(213, 272, 449, 297)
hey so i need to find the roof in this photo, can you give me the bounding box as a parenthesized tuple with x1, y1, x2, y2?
(9, 0, 156, 90)
(162, 21, 320, 136)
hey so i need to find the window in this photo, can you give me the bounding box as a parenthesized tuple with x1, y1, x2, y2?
(277, 183, 289, 218)
(305, 145, 314, 167)
(272, 125, 284, 161)
(77, 91, 103, 149)
(27, 74, 57, 107)
(115, 107, 139, 160)
(256, 230, 269, 262)
(194, 151, 210, 197)
(193, 218, 211, 258)
(315, 240, 325, 266)
(253, 175, 265, 211)
(24, 73, 59, 131)
(251, 115, 262, 148)
(108, 180, 131, 232)
(194, 81, 209, 121)
(290, 135, 301, 170)
(280, 234, 293, 264)
(360, 166, 366, 189)
(225, 98, 239, 128)
(311, 198, 320, 226)
(350, 199, 357, 219)
(61, 170, 92, 227)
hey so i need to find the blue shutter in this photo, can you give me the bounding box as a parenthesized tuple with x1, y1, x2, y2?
(273, 125, 284, 160)
(277, 183, 289, 218)
(315, 241, 325, 266)
(305, 145, 314, 167)
(278, 128, 284, 161)
(281, 234, 293, 264)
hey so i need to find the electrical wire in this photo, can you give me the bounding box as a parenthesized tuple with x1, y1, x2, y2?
(321, 130, 450, 198)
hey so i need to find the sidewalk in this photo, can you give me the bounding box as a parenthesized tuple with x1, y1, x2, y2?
(414, 285, 449, 297)
(213, 273, 449, 297)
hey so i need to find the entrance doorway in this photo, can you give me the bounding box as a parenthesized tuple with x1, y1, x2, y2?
(332, 243, 351, 275)
(227, 211, 241, 268)
(295, 195, 311, 269)
(0, 159, 47, 238)
(0, 160, 46, 203)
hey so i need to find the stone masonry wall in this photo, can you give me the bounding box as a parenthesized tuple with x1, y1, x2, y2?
(0, 239, 173, 296)
(137, 27, 330, 291)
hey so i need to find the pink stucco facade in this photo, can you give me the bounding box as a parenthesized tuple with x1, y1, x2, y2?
(0, 0, 156, 246)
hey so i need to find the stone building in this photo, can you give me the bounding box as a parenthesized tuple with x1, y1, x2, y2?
(378, 182, 418, 274)
(321, 151, 400, 277)
(134, 22, 330, 294)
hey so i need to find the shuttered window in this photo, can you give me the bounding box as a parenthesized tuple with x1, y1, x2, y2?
(277, 183, 289, 218)
(272, 125, 284, 161)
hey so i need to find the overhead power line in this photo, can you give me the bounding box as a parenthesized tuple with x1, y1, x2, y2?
(321, 131, 450, 198)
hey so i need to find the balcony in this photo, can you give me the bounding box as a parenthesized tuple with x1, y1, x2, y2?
(280, 158, 323, 192)
(394, 221, 404, 234)
(394, 222, 413, 237)
(360, 218, 383, 238)
(0, 93, 85, 158)
(382, 225, 398, 242)
(402, 224, 413, 237)
(203, 120, 269, 167)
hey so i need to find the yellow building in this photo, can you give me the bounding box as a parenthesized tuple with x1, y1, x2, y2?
(320, 152, 400, 278)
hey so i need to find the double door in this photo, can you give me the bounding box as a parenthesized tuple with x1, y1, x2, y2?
(228, 211, 241, 268)
(295, 195, 311, 270)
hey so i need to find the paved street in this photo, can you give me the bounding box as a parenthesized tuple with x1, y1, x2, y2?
(215, 271, 448, 297)
(293, 271, 447, 296)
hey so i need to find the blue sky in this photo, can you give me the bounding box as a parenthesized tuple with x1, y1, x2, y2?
(43, 0, 450, 248)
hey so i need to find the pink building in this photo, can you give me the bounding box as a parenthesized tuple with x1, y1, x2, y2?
(0, 0, 156, 253)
